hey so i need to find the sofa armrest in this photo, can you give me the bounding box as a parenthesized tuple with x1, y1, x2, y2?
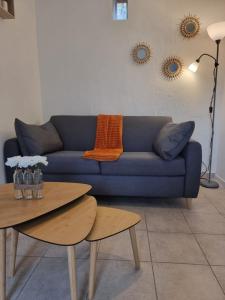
(181, 140, 202, 198)
(4, 138, 21, 183)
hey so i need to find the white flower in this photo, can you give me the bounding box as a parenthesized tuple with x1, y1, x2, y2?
(6, 156, 48, 169)
(5, 156, 22, 168)
(30, 156, 48, 166)
(18, 156, 32, 169)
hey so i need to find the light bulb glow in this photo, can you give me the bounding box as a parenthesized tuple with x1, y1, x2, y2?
(207, 21, 225, 41)
(188, 62, 199, 73)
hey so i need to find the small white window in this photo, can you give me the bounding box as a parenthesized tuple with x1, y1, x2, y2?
(113, 0, 128, 21)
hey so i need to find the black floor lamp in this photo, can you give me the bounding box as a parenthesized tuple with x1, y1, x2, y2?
(189, 21, 225, 189)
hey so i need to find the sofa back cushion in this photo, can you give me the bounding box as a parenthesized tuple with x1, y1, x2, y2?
(50, 116, 97, 151)
(50, 115, 172, 152)
(123, 116, 172, 151)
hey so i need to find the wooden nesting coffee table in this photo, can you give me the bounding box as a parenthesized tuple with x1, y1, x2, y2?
(3, 182, 141, 300)
(0, 182, 93, 300)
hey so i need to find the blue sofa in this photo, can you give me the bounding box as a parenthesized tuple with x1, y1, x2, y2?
(4, 116, 202, 199)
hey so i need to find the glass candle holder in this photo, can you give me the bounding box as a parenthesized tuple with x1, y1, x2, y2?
(33, 168, 43, 199)
(13, 169, 23, 199)
(23, 168, 33, 199)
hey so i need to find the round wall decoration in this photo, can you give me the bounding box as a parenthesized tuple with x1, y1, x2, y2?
(180, 14, 200, 38)
(162, 56, 184, 80)
(132, 43, 151, 64)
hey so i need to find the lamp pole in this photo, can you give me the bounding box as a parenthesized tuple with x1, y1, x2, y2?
(189, 21, 225, 188)
(200, 40, 220, 188)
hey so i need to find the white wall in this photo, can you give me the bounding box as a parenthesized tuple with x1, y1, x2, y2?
(0, 0, 43, 183)
(35, 0, 225, 173)
(0, 1, 224, 183)
(216, 79, 225, 181)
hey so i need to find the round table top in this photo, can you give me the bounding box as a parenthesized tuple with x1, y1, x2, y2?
(16, 195, 97, 246)
(86, 206, 141, 242)
(0, 182, 91, 229)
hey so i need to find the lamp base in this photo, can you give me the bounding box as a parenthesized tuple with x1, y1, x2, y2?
(200, 178, 219, 189)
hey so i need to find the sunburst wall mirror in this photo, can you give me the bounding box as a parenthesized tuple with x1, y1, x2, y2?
(180, 14, 200, 38)
(132, 43, 151, 64)
(162, 57, 184, 80)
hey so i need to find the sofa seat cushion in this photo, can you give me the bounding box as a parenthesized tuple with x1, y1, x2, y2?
(44, 151, 100, 175)
(100, 152, 185, 176)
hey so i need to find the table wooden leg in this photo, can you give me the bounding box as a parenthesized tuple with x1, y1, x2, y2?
(88, 241, 98, 300)
(9, 229, 19, 277)
(0, 229, 6, 300)
(129, 226, 140, 270)
(67, 246, 77, 300)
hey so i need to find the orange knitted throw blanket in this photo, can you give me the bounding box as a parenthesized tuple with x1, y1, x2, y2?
(83, 114, 123, 161)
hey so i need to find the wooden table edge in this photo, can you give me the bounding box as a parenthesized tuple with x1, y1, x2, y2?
(6, 195, 88, 230)
(86, 219, 141, 242)
(0, 183, 92, 230)
(14, 195, 97, 247)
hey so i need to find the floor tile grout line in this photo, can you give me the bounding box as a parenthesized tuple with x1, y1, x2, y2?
(132, 228, 147, 231)
(145, 213, 159, 300)
(210, 264, 225, 267)
(203, 192, 225, 217)
(181, 209, 225, 296)
(95, 257, 215, 265)
(193, 233, 225, 238)
(195, 240, 225, 296)
(96, 256, 151, 262)
(91, 239, 101, 298)
(183, 210, 225, 217)
(94, 258, 225, 267)
(143, 211, 147, 231)
(146, 204, 192, 234)
(97, 240, 101, 258)
(147, 230, 225, 236)
(179, 203, 222, 236)
(191, 232, 225, 236)
(204, 189, 225, 218)
(147, 230, 192, 234)
(181, 209, 210, 266)
(149, 261, 212, 266)
(40, 256, 89, 261)
(14, 257, 42, 300)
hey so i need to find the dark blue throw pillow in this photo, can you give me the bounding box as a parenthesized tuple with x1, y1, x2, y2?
(153, 121, 195, 160)
(15, 118, 63, 155)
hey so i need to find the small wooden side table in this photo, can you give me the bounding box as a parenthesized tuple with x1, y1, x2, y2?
(86, 206, 141, 300)
(15, 195, 97, 300)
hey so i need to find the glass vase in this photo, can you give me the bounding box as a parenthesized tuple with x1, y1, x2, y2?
(13, 169, 23, 199)
(23, 168, 33, 199)
(33, 168, 43, 199)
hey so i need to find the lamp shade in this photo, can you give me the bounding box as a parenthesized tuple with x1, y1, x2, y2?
(207, 21, 225, 41)
(188, 61, 199, 73)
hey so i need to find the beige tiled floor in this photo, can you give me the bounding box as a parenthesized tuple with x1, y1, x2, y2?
(6, 187, 225, 299)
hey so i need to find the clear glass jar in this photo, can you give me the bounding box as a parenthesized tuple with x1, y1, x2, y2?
(13, 169, 23, 199)
(23, 168, 33, 199)
(33, 168, 43, 199)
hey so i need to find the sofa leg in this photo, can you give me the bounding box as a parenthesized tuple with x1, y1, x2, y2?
(185, 198, 192, 209)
